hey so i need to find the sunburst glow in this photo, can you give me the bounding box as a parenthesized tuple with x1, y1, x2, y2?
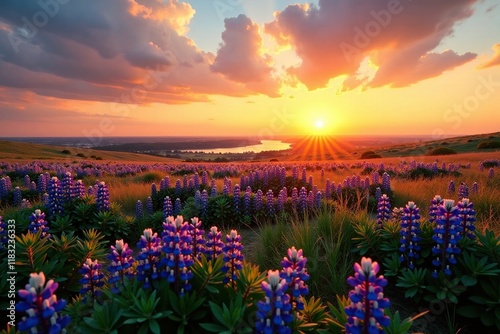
(315, 120, 325, 129)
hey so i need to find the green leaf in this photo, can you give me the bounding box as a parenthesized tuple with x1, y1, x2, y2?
(457, 305, 481, 318)
(437, 290, 446, 300)
(461, 275, 477, 286)
(199, 323, 228, 332)
(149, 320, 160, 334)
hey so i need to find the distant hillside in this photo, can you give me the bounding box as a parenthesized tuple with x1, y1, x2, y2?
(357, 132, 500, 158)
(0, 140, 178, 162)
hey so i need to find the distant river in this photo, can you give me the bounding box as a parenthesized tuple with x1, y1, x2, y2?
(185, 140, 291, 154)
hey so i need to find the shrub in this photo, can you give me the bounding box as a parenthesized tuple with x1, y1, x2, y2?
(477, 141, 500, 149)
(360, 151, 382, 159)
(61, 149, 71, 154)
(426, 147, 457, 156)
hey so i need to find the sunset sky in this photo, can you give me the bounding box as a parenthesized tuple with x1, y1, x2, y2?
(0, 0, 499, 141)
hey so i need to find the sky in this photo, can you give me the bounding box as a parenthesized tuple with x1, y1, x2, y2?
(0, 0, 499, 142)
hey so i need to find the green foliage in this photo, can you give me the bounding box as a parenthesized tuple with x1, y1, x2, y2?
(426, 147, 458, 155)
(167, 290, 206, 333)
(477, 141, 500, 149)
(200, 295, 251, 333)
(396, 268, 428, 301)
(81, 300, 123, 334)
(122, 290, 172, 334)
(49, 215, 76, 235)
(15, 231, 57, 278)
(457, 277, 500, 330)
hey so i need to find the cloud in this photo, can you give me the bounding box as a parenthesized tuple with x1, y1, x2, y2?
(265, 0, 478, 90)
(0, 0, 278, 106)
(478, 43, 500, 69)
(211, 14, 280, 96)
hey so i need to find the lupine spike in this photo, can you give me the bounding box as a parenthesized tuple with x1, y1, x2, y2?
(429, 195, 444, 224)
(457, 198, 476, 240)
(205, 226, 224, 261)
(221, 229, 244, 288)
(399, 202, 421, 270)
(136, 228, 162, 288)
(345, 257, 390, 334)
(280, 247, 309, 311)
(189, 217, 206, 260)
(79, 258, 105, 301)
(376, 194, 391, 228)
(16, 272, 70, 334)
(107, 239, 134, 293)
(29, 209, 50, 238)
(96, 181, 110, 212)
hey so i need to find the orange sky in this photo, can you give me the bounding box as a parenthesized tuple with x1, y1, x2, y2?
(0, 0, 499, 140)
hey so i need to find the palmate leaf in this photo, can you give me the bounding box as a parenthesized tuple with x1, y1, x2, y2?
(235, 261, 266, 305)
(15, 230, 56, 278)
(192, 254, 226, 295)
(352, 220, 381, 256)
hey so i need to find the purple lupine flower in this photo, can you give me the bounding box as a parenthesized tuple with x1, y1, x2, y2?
(24, 174, 31, 189)
(221, 230, 244, 288)
(325, 179, 331, 199)
(87, 186, 94, 197)
(174, 198, 182, 216)
(13, 186, 22, 207)
(175, 179, 182, 196)
(345, 257, 390, 334)
(37, 174, 47, 193)
(376, 194, 391, 228)
(308, 176, 313, 189)
(194, 172, 200, 190)
(189, 217, 205, 260)
(74, 180, 86, 198)
(201, 190, 209, 217)
(182, 175, 188, 189)
(382, 172, 391, 192)
(61, 172, 74, 202)
(29, 209, 50, 238)
(136, 228, 162, 288)
(136, 200, 144, 221)
(280, 247, 309, 311)
(457, 198, 476, 240)
(255, 189, 263, 212)
(152, 183, 157, 197)
(448, 180, 455, 194)
(255, 270, 293, 334)
(206, 226, 224, 261)
(79, 258, 105, 300)
(458, 183, 469, 200)
(375, 187, 382, 201)
(146, 196, 154, 215)
(96, 182, 110, 212)
(372, 171, 379, 185)
(21, 198, 31, 209)
(266, 190, 275, 216)
(16, 272, 70, 334)
(488, 167, 494, 178)
(471, 182, 478, 194)
(233, 184, 241, 215)
(222, 184, 229, 196)
(201, 171, 208, 186)
(211, 185, 218, 198)
(107, 239, 134, 293)
(243, 189, 252, 217)
(48, 177, 63, 216)
(277, 189, 286, 212)
(429, 195, 444, 224)
(301, 168, 307, 184)
(161, 216, 194, 295)
(291, 187, 298, 210)
(42, 193, 49, 206)
(194, 190, 201, 207)
(315, 191, 322, 208)
(163, 196, 173, 220)
(0, 216, 7, 250)
(431, 200, 462, 278)
(299, 187, 307, 213)
(399, 202, 421, 270)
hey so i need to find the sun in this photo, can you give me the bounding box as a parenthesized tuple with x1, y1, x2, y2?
(315, 119, 325, 129)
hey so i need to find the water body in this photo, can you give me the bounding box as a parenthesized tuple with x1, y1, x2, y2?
(186, 140, 291, 154)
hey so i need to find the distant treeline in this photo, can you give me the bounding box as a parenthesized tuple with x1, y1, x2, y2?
(95, 139, 260, 152)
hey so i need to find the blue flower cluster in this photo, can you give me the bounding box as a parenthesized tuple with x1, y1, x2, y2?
(458, 198, 476, 240)
(96, 181, 110, 212)
(108, 239, 134, 293)
(280, 247, 309, 311)
(136, 228, 163, 288)
(399, 202, 421, 270)
(376, 194, 391, 228)
(79, 258, 105, 300)
(29, 209, 50, 238)
(222, 230, 244, 286)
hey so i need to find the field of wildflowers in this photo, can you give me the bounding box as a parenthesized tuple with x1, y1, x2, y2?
(0, 155, 499, 333)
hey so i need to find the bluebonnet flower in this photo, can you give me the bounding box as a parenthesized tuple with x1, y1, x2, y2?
(399, 202, 421, 270)
(255, 270, 293, 334)
(345, 257, 390, 334)
(280, 247, 309, 311)
(24, 174, 31, 189)
(79, 258, 105, 300)
(175, 179, 182, 196)
(458, 183, 469, 200)
(202, 171, 208, 186)
(107, 239, 134, 293)
(194, 172, 200, 190)
(266, 190, 275, 216)
(222, 230, 244, 288)
(457, 198, 476, 240)
(61, 172, 74, 202)
(163, 196, 173, 220)
(189, 217, 205, 259)
(96, 181, 110, 212)
(206, 226, 224, 261)
(29, 209, 50, 238)
(488, 167, 494, 178)
(194, 190, 201, 207)
(211, 185, 218, 198)
(136, 228, 162, 288)
(243, 189, 252, 217)
(146, 196, 154, 215)
(16, 272, 70, 334)
(183, 175, 188, 189)
(448, 180, 455, 194)
(74, 180, 86, 199)
(152, 182, 158, 196)
(376, 194, 391, 228)
(429, 195, 444, 224)
(431, 200, 462, 278)
(301, 168, 307, 184)
(315, 191, 322, 208)
(174, 198, 182, 216)
(277, 189, 286, 212)
(233, 184, 241, 215)
(161, 216, 194, 295)
(48, 177, 63, 216)
(13, 186, 22, 207)
(136, 200, 143, 221)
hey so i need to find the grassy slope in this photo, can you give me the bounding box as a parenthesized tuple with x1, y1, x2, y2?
(0, 140, 179, 162)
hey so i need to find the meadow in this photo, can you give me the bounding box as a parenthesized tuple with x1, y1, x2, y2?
(0, 146, 499, 334)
